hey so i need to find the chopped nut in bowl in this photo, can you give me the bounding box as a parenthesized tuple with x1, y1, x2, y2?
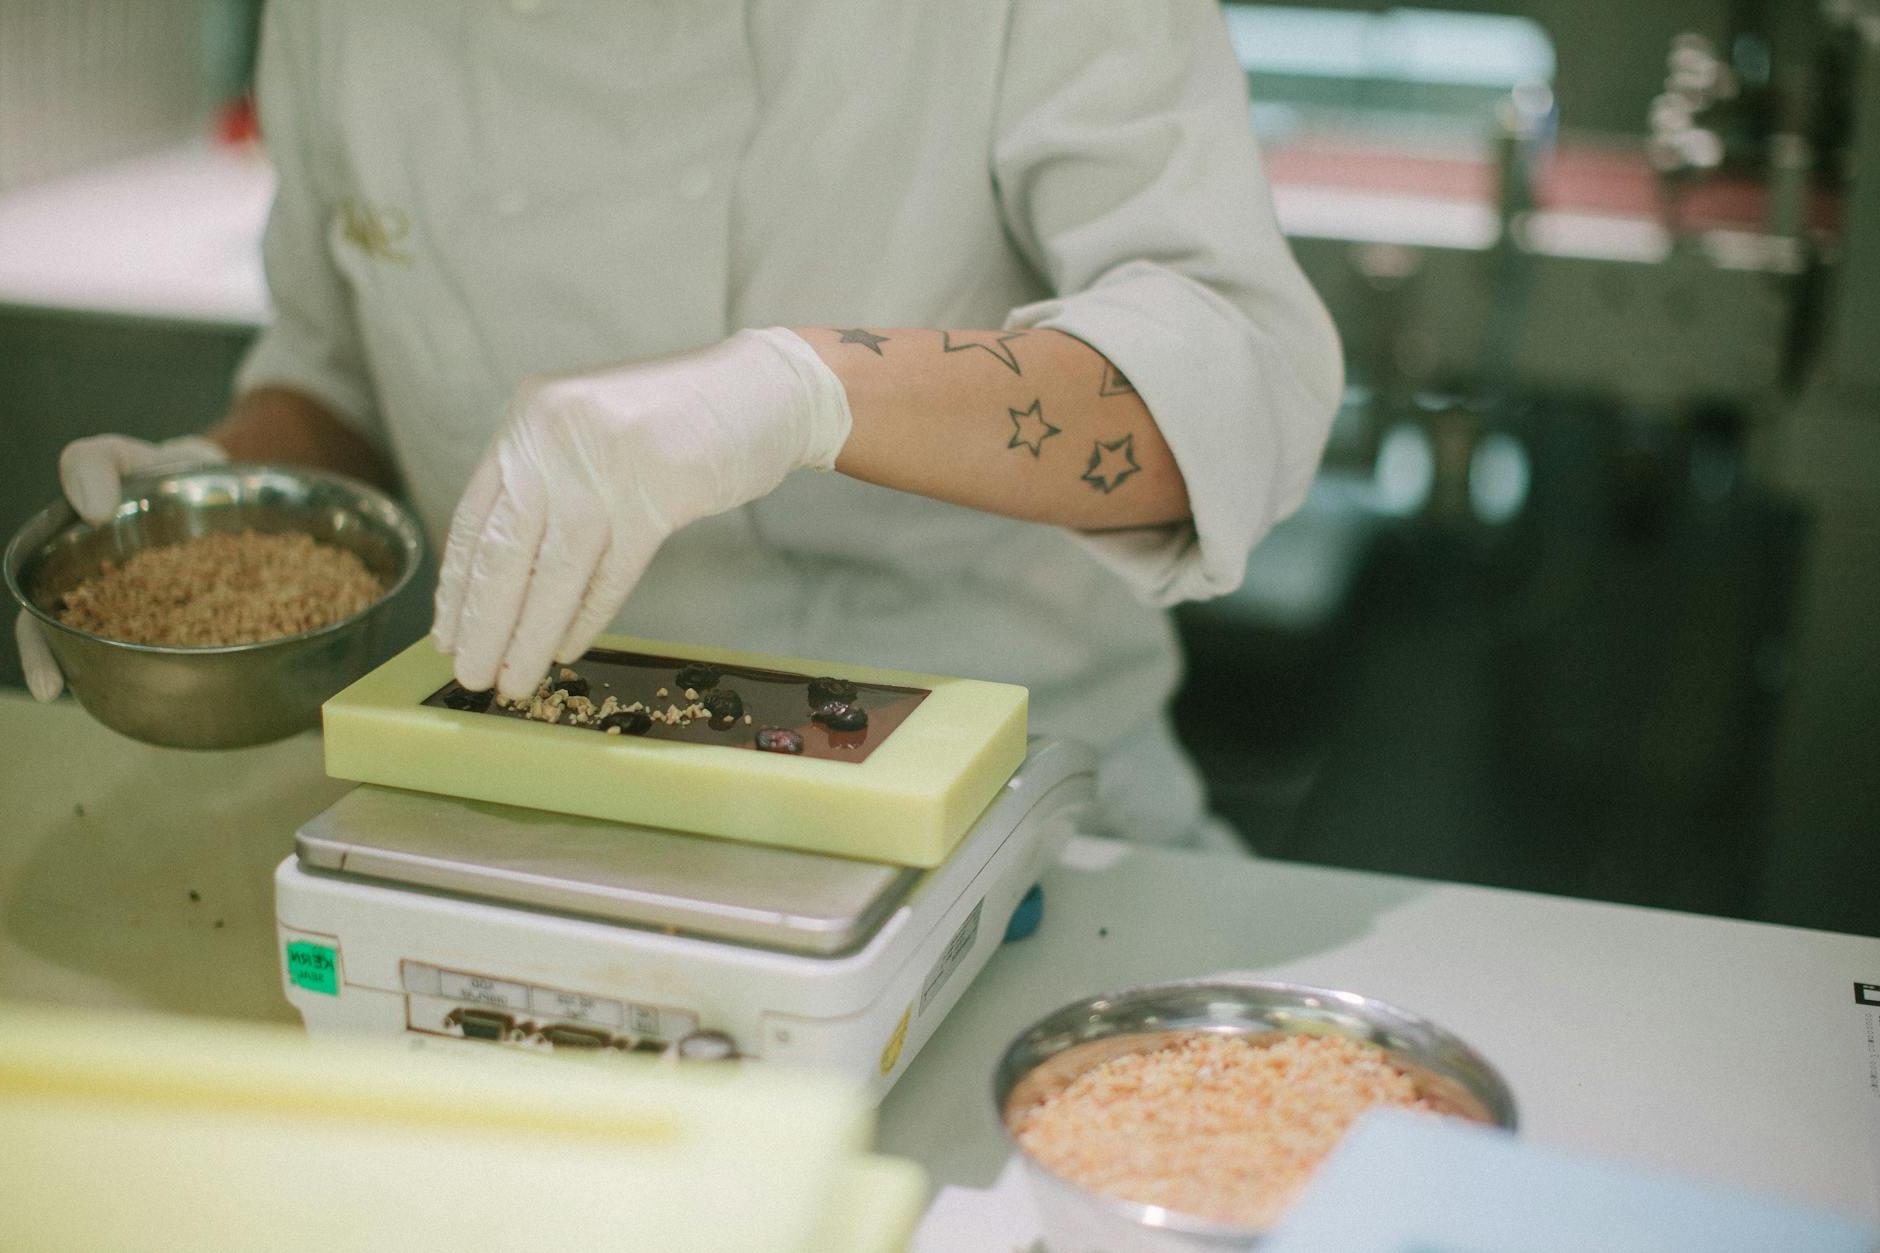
(55, 530, 384, 648)
(6, 465, 423, 749)
(993, 979, 1516, 1252)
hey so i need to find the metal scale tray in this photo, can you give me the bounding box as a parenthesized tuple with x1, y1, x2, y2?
(295, 785, 923, 957)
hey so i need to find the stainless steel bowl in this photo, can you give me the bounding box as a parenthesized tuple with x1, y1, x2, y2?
(994, 979, 1517, 1252)
(5, 464, 424, 749)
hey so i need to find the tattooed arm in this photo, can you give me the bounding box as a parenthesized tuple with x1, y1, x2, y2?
(801, 327, 1191, 531)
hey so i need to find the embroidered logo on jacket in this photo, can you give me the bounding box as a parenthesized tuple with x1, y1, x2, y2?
(336, 198, 412, 263)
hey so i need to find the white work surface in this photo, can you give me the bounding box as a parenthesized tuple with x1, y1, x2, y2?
(0, 142, 272, 325)
(2, 691, 1876, 1240)
(0, 140, 1668, 331)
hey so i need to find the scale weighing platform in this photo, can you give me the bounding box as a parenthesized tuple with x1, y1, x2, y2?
(276, 738, 1092, 1099)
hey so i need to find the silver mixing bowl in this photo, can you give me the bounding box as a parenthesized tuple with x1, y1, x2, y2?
(5, 464, 424, 749)
(994, 979, 1518, 1252)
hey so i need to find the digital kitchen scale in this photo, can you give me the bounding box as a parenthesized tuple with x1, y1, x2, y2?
(276, 738, 1092, 1099)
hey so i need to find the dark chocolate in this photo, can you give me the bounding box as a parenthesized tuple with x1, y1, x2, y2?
(812, 700, 868, 731)
(676, 663, 722, 691)
(421, 648, 927, 764)
(808, 676, 859, 707)
(600, 710, 653, 736)
(445, 687, 495, 712)
(703, 688, 744, 728)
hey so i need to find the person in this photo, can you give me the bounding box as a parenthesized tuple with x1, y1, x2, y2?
(17, 1, 1340, 850)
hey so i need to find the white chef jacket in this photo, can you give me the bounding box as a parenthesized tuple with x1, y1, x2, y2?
(237, 0, 1343, 848)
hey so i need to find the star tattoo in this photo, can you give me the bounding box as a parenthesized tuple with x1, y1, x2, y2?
(1005, 399, 1060, 457)
(1098, 360, 1135, 397)
(940, 329, 1027, 375)
(1081, 433, 1141, 493)
(835, 327, 889, 355)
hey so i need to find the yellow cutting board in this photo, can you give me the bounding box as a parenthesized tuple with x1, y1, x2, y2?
(0, 1002, 925, 1252)
(322, 634, 1028, 867)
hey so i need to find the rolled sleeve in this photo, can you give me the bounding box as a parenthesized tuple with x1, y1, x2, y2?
(233, 4, 384, 450)
(994, 0, 1343, 606)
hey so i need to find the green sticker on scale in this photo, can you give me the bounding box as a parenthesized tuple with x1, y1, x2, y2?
(285, 941, 339, 996)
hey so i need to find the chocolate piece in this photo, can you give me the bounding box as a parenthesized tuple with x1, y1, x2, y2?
(676, 663, 721, 690)
(551, 674, 590, 699)
(812, 700, 868, 731)
(445, 686, 494, 712)
(421, 647, 928, 763)
(755, 727, 805, 754)
(703, 688, 744, 728)
(600, 710, 653, 735)
(808, 676, 858, 707)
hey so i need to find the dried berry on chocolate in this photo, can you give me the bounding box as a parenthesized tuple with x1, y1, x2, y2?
(812, 700, 868, 731)
(551, 674, 590, 699)
(703, 688, 744, 727)
(807, 676, 858, 707)
(445, 686, 494, 712)
(600, 710, 653, 735)
(675, 663, 722, 690)
(754, 726, 805, 754)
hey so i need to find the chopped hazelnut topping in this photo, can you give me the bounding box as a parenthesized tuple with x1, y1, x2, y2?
(54, 530, 383, 647)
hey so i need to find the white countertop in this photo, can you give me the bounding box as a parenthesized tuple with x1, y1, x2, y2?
(0, 140, 1684, 333)
(0, 142, 273, 325)
(889, 840, 1880, 1239)
(2, 690, 1876, 1239)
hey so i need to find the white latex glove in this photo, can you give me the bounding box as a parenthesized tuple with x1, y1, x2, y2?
(431, 328, 852, 700)
(15, 434, 227, 701)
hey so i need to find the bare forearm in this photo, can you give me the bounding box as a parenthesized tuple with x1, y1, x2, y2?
(800, 328, 1190, 530)
(207, 386, 397, 492)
